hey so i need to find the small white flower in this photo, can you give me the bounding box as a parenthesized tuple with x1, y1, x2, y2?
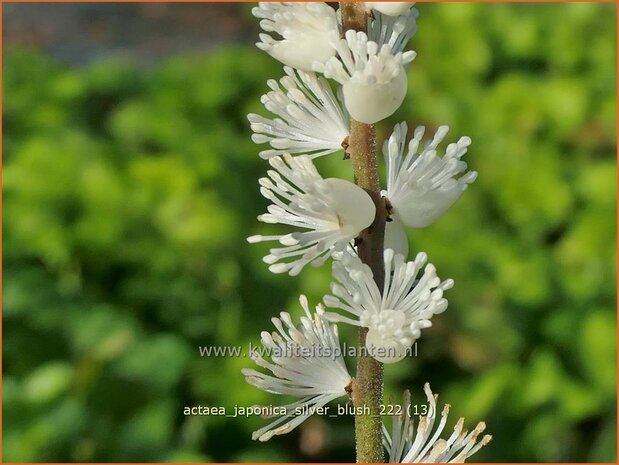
(314, 30, 416, 124)
(368, 8, 419, 54)
(253, 2, 339, 72)
(247, 154, 375, 276)
(323, 249, 453, 363)
(384, 122, 478, 228)
(384, 383, 492, 462)
(242, 295, 352, 442)
(248, 67, 349, 160)
(366, 2, 416, 17)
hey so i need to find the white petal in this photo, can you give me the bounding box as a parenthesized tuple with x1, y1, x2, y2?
(393, 187, 465, 228)
(267, 37, 336, 72)
(325, 178, 376, 237)
(384, 215, 409, 259)
(343, 71, 407, 124)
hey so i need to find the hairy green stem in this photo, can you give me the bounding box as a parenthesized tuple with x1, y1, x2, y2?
(341, 2, 386, 463)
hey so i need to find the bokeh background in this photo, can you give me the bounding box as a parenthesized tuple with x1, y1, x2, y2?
(3, 2, 617, 462)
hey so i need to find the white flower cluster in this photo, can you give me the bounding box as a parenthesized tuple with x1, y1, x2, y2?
(241, 2, 490, 458)
(323, 249, 453, 364)
(384, 122, 478, 229)
(314, 30, 416, 124)
(247, 154, 375, 276)
(242, 295, 352, 441)
(247, 66, 349, 160)
(253, 2, 339, 72)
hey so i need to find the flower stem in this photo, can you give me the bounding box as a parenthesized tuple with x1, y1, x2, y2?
(341, 3, 386, 463)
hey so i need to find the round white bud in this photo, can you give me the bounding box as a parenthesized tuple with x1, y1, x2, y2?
(343, 70, 407, 124)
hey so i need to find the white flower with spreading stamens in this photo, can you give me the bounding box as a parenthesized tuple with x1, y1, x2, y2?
(384, 383, 492, 462)
(366, 2, 416, 17)
(242, 295, 352, 442)
(323, 249, 453, 363)
(368, 8, 419, 54)
(384, 122, 478, 229)
(247, 154, 375, 276)
(253, 2, 340, 72)
(248, 67, 350, 160)
(314, 30, 416, 124)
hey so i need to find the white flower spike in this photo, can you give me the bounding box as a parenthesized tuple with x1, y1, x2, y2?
(368, 8, 419, 54)
(384, 384, 492, 462)
(248, 67, 349, 160)
(314, 30, 416, 124)
(253, 2, 339, 72)
(242, 295, 352, 442)
(247, 154, 375, 276)
(323, 249, 453, 363)
(384, 122, 478, 228)
(366, 2, 416, 17)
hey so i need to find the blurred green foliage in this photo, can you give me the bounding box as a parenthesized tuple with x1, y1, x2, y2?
(3, 3, 617, 462)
